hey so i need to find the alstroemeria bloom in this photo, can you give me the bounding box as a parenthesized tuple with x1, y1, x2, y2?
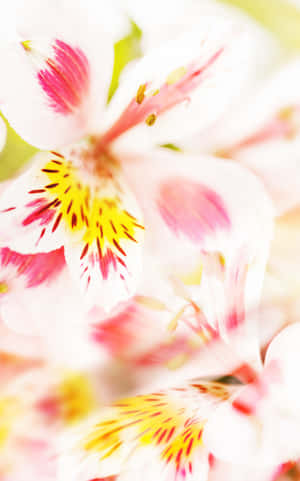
(0, 0, 275, 313)
(204, 323, 300, 468)
(58, 379, 233, 481)
(58, 324, 300, 481)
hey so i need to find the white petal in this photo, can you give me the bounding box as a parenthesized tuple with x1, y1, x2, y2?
(120, 148, 274, 345)
(188, 59, 300, 215)
(0, 0, 117, 148)
(104, 15, 267, 150)
(0, 153, 69, 253)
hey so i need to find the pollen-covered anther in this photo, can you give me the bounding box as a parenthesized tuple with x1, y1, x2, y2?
(145, 113, 157, 126)
(136, 83, 146, 104)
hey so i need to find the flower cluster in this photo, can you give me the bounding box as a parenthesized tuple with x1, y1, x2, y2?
(0, 0, 300, 480)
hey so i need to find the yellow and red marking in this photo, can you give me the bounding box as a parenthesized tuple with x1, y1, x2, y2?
(83, 383, 229, 477)
(37, 373, 96, 425)
(24, 153, 143, 282)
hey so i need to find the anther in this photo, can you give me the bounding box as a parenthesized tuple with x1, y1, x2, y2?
(21, 40, 32, 52)
(145, 113, 157, 126)
(136, 84, 146, 104)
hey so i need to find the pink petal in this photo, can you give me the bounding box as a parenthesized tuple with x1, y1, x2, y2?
(157, 177, 230, 243)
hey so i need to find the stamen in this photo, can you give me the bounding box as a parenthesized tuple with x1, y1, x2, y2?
(136, 83, 146, 104)
(20, 40, 32, 52)
(145, 113, 157, 126)
(97, 48, 224, 148)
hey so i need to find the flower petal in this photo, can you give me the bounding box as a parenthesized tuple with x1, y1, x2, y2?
(63, 174, 144, 312)
(0, 0, 117, 148)
(58, 381, 230, 481)
(120, 148, 273, 345)
(0, 153, 71, 253)
(192, 59, 300, 215)
(265, 322, 300, 408)
(102, 14, 277, 150)
(0, 149, 144, 311)
(0, 247, 65, 334)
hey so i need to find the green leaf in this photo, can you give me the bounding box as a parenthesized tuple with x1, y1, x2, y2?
(0, 114, 38, 181)
(108, 20, 142, 103)
(219, 0, 300, 50)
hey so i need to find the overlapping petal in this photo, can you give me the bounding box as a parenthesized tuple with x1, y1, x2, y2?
(103, 13, 267, 150)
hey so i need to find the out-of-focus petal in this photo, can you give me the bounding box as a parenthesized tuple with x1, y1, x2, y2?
(209, 458, 279, 481)
(0, 247, 65, 334)
(103, 14, 265, 150)
(0, 365, 102, 480)
(0, 0, 118, 148)
(58, 381, 231, 481)
(188, 59, 300, 215)
(265, 322, 300, 408)
(121, 0, 281, 67)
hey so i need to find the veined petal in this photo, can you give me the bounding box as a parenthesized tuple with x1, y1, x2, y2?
(0, 0, 117, 148)
(102, 15, 270, 150)
(120, 149, 274, 341)
(58, 381, 231, 481)
(0, 247, 65, 289)
(0, 149, 144, 311)
(0, 153, 71, 253)
(0, 247, 65, 334)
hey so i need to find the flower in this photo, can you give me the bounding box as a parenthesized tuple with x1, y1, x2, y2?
(57, 323, 300, 481)
(0, 0, 274, 318)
